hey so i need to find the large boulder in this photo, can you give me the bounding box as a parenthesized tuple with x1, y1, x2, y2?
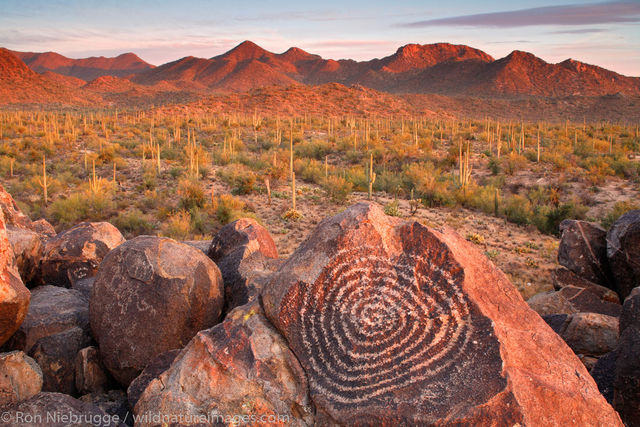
(527, 286, 621, 317)
(607, 210, 640, 299)
(1, 392, 120, 426)
(90, 236, 224, 386)
(4, 285, 91, 395)
(0, 351, 42, 406)
(592, 350, 617, 404)
(7, 226, 44, 287)
(614, 290, 640, 426)
(0, 211, 30, 347)
(552, 267, 620, 303)
(207, 218, 279, 312)
(40, 222, 125, 288)
(262, 203, 622, 426)
(133, 302, 313, 426)
(559, 312, 619, 356)
(558, 219, 611, 286)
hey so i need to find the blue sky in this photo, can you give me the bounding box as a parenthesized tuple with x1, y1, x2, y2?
(1, 0, 638, 76)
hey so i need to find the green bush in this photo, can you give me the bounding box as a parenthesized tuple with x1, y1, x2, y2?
(602, 201, 640, 229)
(112, 209, 153, 236)
(322, 175, 353, 203)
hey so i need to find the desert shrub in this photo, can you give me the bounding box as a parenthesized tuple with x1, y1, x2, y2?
(533, 202, 588, 235)
(294, 158, 324, 184)
(467, 185, 499, 215)
(503, 194, 533, 225)
(602, 201, 640, 229)
(177, 178, 206, 211)
(502, 153, 528, 175)
(375, 170, 403, 194)
(322, 175, 353, 203)
(295, 139, 331, 160)
(217, 163, 256, 194)
(162, 210, 192, 240)
(213, 194, 251, 224)
(384, 200, 401, 216)
(113, 209, 153, 236)
(49, 191, 114, 229)
(488, 158, 500, 175)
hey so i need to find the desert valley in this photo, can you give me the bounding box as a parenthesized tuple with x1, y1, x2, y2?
(0, 3, 639, 425)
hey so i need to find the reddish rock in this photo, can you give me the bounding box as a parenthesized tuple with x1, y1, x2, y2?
(40, 222, 125, 288)
(2, 392, 120, 426)
(560, 312, 619, 356)
(0, 351, 43, 406)
(0, 211, 30, 347)
(7, 226, 44, 287)
(127, 349, 179, 410)
(134, 302, 313, 426)
(558, 219, 611, 286)
(614, 290, 640, 426)
(552, 267, 620, 303)
(207, 218, 279, 312)
(75, 346, 111, 395)
(90, 236, 224, 386)
(607, 210, 640, 299)
(262, 203, 622, 426)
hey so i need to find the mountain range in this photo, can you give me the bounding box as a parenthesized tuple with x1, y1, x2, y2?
(1, 41, 639, 107)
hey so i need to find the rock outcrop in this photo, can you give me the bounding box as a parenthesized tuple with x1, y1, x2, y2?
(558, 219, 611, 286)
(207, 218, 280, 312)
(614, 289, 640, 426)
(0, 351, 43, 406)
(90, 236, 224, 386)
(40, 222, 125, 288)
(0, 210, 30, 347)
(552, 267, 620, 303)
(607, 210, 640, 299)
(134, 302, 313, 426)
(262, 203, 622, 425)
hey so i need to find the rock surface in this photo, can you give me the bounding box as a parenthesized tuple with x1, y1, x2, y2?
(592, 350, 617, 404)
(4, 285, 91, 395)
(552, 267, 620, 303)
(614, 289, 640, 426)
(0, 211, 30, 347)
(607, 210, 640, 299)
(90, 236, 224, 386)
(558, 219, 611, 286)
(0, 183, 55, 237)
(0, 351, 42, 406)
(126, 349, 179, 410)
(80, 390, 131, 426)
(207, 218, 279, 312)
(134, 302, 313, 426)
(262, 202, 622, 425)
(75, 346, 110, 395)
(1, 392, 120, 426)
(7, 226, 44, 286)
(40, 222, 125, 288)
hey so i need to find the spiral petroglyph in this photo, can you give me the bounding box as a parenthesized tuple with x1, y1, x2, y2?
(264, 204, 509, 424)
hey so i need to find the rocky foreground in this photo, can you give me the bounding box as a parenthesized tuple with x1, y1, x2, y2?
(0, 182, 638, 426)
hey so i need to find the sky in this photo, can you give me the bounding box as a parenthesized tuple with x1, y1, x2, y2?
(1, 0, 639, 76)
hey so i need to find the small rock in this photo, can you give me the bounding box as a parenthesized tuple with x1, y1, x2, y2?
(607, 210, 640, 299)
(40, 222, 125, 288)
(561, 312, 619, 356)
(591, 350, 617, 404)
(127, 349, 179, 410)
(527, 290, 578, 316)
(134, 302, 313, 426)
(552, 267, 620, 303)
(207, 218, 279, 312)
(577, 354, 599, 371)
(2, 392, 120, 426)
(90, 236, 224, 386)
(75, 346, 110, 395)
(558, 219, 611, 286)
(0, 351, 42, 406)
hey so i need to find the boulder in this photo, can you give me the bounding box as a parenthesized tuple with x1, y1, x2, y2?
(0, 183, 54, 236)
(71, 276, 94, 301)
(558, 219, 611, 286)
(207, 218, 279, 312)
(614, 290, 640, 426)
(592, 350, 617, 404)
(181, 240, 209, 254)
(1, 392, 120, 426)
(552, 267, 620, 303)
(607, 210, 640, 299)
(75, 346, 110, 395)
(127, 349, 179, 410)
(528, 286, 621, 317)
(80, 390, 132, 426)
(0, 211, 30, 347)
(262, 203, 622, 425)
(560, 312, 619, 356)
(90, 236, 224, 386)
(40, 222, 125, 288)
(7, 226, 44, 287)
(134, 302, 313, 426)
(0, 351, 42, 406)
(541, 314, 568, 334)
(4, 285, 91, 395)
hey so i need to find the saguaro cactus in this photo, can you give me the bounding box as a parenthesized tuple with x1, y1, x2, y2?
(367, 152, 376, 200)
(37, 155, 49, 205)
